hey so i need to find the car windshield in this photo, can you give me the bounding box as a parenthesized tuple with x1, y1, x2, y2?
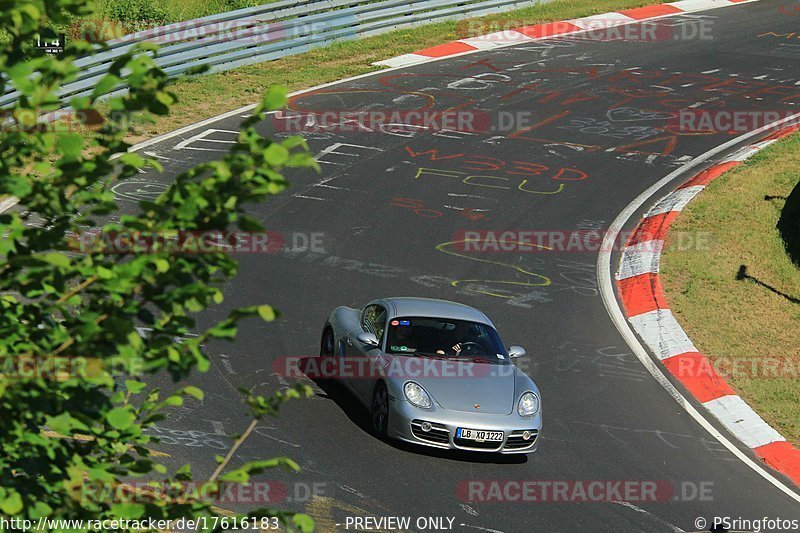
(384, 316, 509, 363)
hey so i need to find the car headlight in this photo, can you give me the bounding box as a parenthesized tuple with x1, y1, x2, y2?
(404, 381, 432, 409)
(518, 391, 540, 417)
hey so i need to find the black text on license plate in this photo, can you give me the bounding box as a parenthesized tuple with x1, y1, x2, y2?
(457, 428, 503, 442)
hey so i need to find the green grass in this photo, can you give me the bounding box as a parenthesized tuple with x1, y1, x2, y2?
(96, 0, 266, 25)
(121, 0, 664, 143)
(661, 134, 800, 447)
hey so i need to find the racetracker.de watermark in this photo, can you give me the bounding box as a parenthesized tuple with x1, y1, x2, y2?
(67, 230, 325, 255)
(457, 480, 713, 503)
(80, 480, 327, 505)
(450, 230, 713, 253)
(273, 355, 522, 380)
(273, 109, 602, 135)
(0, 355, 143, 380)
(669, 355, 800, 380)
(273, 110, 491, 134)
(456, 17, 714, 43)
(671, 109, 800, 133)
(75, 18, 357, 44)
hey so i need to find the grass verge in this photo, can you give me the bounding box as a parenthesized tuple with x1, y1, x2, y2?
(661, 134, 800, 447)
(122, 0, 662, 144)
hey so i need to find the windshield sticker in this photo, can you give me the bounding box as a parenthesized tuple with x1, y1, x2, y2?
(390, 345, 415, 353)
(390, 320, 399, 326)
(399, 320, 411, 326)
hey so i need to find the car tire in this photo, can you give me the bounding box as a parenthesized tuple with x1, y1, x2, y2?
(370, 381, 389, 438)
(319, 327, 334, 384)
(320, 327, 334, 358)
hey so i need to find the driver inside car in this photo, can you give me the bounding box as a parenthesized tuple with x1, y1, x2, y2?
(436, 323, 483, 356)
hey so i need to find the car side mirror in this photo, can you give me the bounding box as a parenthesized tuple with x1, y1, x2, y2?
(357, 332, 380, 347)
(508, 345, 526, 358)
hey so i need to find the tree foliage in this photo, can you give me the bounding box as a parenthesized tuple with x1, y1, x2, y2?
(0, 0, 318, 530)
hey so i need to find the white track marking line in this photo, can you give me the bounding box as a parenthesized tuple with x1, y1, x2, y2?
(597, 112, 800, 503)
(612, 501, 685, 533)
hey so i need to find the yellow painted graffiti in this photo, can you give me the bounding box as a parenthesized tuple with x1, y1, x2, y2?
(415, 168, 567, 195)
(436, 239, 552, 297)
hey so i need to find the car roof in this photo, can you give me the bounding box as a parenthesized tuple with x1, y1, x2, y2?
(377, 297, 493, 326)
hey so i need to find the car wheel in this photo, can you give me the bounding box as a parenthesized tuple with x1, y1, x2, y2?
(370, 381, 389, 437)
(318, 327, 335, 384)
(320, 327, 334, 358)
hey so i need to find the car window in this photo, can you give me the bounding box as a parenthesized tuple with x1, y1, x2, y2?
(361, 304, 387, 341)
(385, 317, 509, 363)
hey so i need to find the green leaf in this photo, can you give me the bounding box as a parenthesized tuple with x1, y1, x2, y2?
(1, 175, 32, 197)
(261, 85, 288, 112)
(119, 152, 146, 168)
(125, 380, 147, 394)
(182, 386, 204, 401)
(162, 394, 183, 407)
(92, 74, 122, 99)
(257, 304, 276, 322)
(40, 253, 71, 267)
(69, 96, 91, 110)
(29, 501, 52, 519)
(96, 265, 113, 279)
(106, 407, 135, 430)
(0, 491, 23, 515)
(57, 133, 83, 159)
(110, 503, 145, 519)
(263, 143, 289, 166)
(153, 258, 169, 273)
(46, 412, 85, 436)
(293, 514, 315, 533)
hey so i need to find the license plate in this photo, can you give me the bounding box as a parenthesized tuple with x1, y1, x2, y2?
(457, 428, 503, 442)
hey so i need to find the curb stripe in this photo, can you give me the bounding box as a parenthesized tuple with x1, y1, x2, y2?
(630, 211, 679, 244)
(678, 161, 740, 189)
(616, 123, 800, 485)
(646, 185, 705, 217)
(618, 4, 683, 18)
(459, 30, 533, 49)
(617, 239, 664, 279)
(618, 273, 668, 316)
(417, 41, 478, 58)
(667, 0, 728, 11)
(756, 442, 800, 485)
(703, 395, 785, 449)
(567, 13, 635, 29)
(376, 53, 431, 68)
(629, 309, 698, 360)
(662, 352, 736, 403)
(513, 21, 581, 39)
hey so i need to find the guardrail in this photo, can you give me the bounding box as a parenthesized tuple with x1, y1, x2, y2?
(3, 0, 549, 113)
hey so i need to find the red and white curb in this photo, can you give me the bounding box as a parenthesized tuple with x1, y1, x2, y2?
(374, 0, 754, 68)
(616, 124, 800, 485)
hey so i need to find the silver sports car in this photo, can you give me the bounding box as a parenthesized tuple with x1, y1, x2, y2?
(319, 297, 541, 453)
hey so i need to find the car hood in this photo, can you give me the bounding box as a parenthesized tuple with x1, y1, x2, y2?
(392, 355, 517, 415)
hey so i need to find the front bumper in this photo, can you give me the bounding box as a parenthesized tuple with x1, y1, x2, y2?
(387, 396, 541, 454)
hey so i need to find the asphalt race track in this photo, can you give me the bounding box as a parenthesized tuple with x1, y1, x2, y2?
(119, 1, 800, 531)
